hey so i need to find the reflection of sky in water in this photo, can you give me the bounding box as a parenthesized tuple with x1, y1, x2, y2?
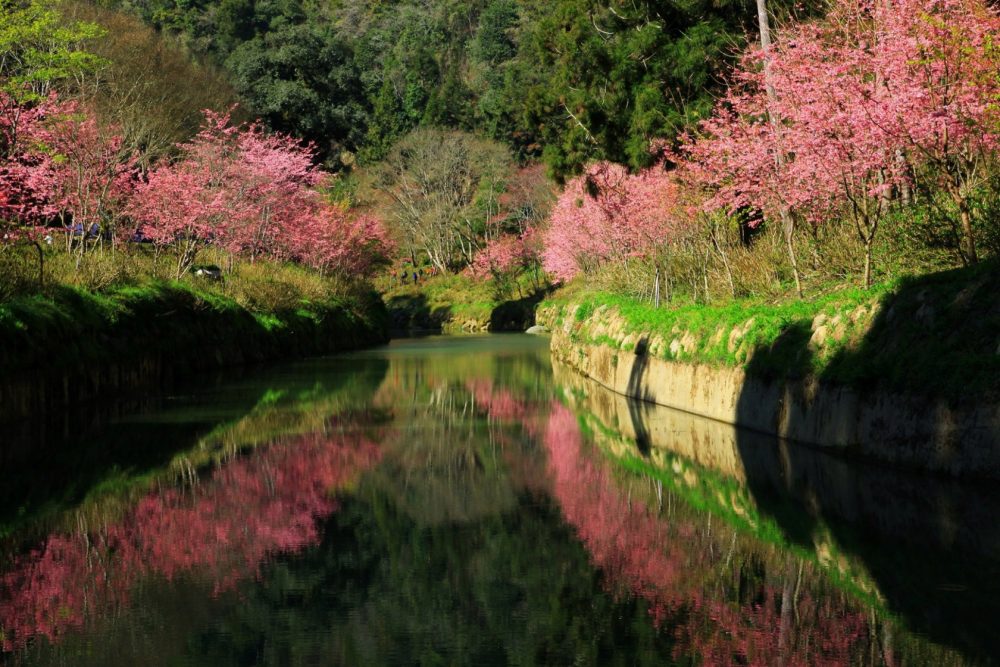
(0, 335, 994, 665)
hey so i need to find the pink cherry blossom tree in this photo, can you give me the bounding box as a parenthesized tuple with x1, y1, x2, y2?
(0, 91, 60, 287)
(468, 232, 533, 280)
(130, 110, 320, 277)
(771, 0, 999, 280)
(873, 0, 1000, 264)
(682, 0, 999, 287)
(128, 110, 242, 277)
(541, 161, 686, 282)
(131, 110, 391, 279)
(764, 18, 908, 288)
(0, 92, 59, 231)
(219, 121, 323, 263)
(43, 105, 138, 258)
(288, 203, 393, 278)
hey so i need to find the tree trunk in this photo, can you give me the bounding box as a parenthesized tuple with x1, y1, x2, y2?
(863, 237, 873, 288)
(33, 240, 44, 288)
(757, 0, 803, 297)
(756, 0, 773, 52)
(653, 266, 661, 308)
(711, 225, 737, 297)
(783, 216, 802, 295)
(958, 199, 978, 265)
(778, 558, 797, 665)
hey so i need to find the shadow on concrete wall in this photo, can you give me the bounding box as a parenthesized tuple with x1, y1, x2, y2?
(586, 261, 1000, 660)
(490, 286, 556, 332)
(386, 293, 453, 334)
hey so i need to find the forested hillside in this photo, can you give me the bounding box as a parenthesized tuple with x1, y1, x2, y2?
(96, 0, 798, 175)
(1, 0, 997, 332)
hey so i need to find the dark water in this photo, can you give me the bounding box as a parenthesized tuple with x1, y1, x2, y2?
(1, 335, 998, 665)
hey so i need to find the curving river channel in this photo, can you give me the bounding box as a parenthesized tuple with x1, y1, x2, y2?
(1, 335, 998, 665)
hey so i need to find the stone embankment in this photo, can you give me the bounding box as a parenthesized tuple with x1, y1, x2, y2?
(539, 291, 1000, 478)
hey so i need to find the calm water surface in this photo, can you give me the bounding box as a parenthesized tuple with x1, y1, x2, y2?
(1, 335, 998, 665)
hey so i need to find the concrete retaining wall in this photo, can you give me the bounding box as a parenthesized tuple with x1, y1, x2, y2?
(550, 326, 1000, 478)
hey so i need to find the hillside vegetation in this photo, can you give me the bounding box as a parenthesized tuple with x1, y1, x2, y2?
(1, 0, 998, 359)
(98, 0, 805, 175)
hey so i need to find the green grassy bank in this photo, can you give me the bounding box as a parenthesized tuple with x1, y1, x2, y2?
(540, 260, 1000, 404)
(0, 279, 388, 422)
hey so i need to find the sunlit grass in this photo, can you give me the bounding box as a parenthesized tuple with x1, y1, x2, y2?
(545, 260, 1000, 402)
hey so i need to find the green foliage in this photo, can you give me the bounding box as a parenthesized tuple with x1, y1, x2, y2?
(0, 0, 106, 101)
(92, 0, 803, 174)
(66, 1, 239, 161)
(472, 0, 518, 66)
(224, 22, 368, 161)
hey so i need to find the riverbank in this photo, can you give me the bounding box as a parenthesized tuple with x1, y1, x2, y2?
(0, 280, 388, 422)
(539, 261, 1000, 477)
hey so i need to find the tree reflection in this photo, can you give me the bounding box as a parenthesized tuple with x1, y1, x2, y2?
(543, 402, 887, 666)
(2, 336, 976, 665)
(0, 431, 380, 651)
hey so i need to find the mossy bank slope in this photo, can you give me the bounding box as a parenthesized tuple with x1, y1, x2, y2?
(0, 282, 389, 422)
(383, 273, 549, 334)
(539, 262, 1000, 477)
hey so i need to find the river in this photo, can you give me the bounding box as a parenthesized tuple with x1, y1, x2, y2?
(1, 335, 997, 665)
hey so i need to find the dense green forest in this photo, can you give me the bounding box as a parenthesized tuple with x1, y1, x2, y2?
(94, 0, 795, 176)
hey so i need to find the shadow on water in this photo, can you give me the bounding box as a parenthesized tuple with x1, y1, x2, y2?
(548, 263, 1000, 662)
(10, 334, 696, 666)
(557, 358, 1000, 663)
(0, 354, 389, 544)
(626, 336, 652, 456)
(728, 264, 1000, 661)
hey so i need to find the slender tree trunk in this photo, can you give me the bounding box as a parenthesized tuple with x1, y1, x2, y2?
(863, 237, 873, 288)
(881, 619, 896, 666)
(176, 239, 198, 279)
(653, 266, 661, 308)
(756, 0, 803, 297)
(957, 198, 978, 265)
(755, 0, 775, 63)
(897, 149, 912, 206)
(703, 246, 711, 304)
(33, 240, 44, 288)
(784, 220, 802, 294)
(711, 224, 737, 297)
(778, 557, 798, 665)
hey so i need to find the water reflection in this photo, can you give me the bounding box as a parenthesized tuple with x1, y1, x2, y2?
(0, 336, 994, 665)
(553, 360, 1000, 664)
(544, 402, 881, 665)
(0, 432, 380, 651)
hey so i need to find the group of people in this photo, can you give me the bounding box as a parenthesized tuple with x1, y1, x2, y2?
(396, 264, 437, 285)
